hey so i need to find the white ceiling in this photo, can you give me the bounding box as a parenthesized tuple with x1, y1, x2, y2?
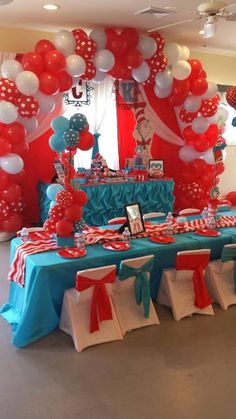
(1, 0, 236, 55)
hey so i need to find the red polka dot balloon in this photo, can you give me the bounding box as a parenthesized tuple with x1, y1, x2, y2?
(49, 203, 65, 221)
(72, 29, 88, 43)
(179, 108, 198, 123)
(226, 86, 236, 109)
(0, 200, 10, 220)
(56, 190, 74, 208)
(147, 51, 167, 74)
(43, 218, 57, 234)
(9, 198, 25, 213)
(76, 38, 97, 60)
(80, 60, 96, 81)
(200, 98, 218, 117)
(17, 95, 39, 118)
(149, 32, 165, 52)
(0, 78, 19, 103)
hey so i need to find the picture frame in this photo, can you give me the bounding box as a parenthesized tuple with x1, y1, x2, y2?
(124, 202, 145, 236)
(149, 159, 164, 172)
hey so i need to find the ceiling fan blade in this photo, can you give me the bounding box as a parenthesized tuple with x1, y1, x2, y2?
(220, 2, 236, 11)
(134, 6, 176, 15)
(226, 12, 236, 19)
(148, 19, 194, 32)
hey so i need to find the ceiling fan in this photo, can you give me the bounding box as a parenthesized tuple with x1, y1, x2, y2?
(135, 1, 236, 38)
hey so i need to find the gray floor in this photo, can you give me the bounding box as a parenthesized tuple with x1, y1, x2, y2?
(1, 241, 236, 419)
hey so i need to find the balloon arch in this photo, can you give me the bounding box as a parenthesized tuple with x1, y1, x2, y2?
(0, 27, 228, 235)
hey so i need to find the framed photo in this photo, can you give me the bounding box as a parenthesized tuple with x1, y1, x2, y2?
(125, 202, 145, 236)
(149, 159, 164, 172)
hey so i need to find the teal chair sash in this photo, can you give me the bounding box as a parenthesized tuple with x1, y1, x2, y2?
(118, 258, 154, 318)
(221, 246, 236, 293)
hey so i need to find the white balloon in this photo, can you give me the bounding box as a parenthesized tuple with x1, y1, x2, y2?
(0, 153, 24, 174)
(17, 115, 38, 133)
(1, 59, 23, 80)
(201, 81, 218, 99)
(66, 54, 86, 76)
(172, 60, 191, 80)
(54, 30, 76, 57)
(164, 42, 182, 65)
(92, 69, 106, 83)
(154, 84, 172, 98)
(180, 45, 190, 60)
(184, 95, 201, 112)
(202, 148, 215, 165)
(93, 49, 115, 72)
(72, 76, 80, 87)
(207, 107, 229, 125)
(132, 61, 150, 83)
(155, 68, 173, 89)
(0, 101, 18, 124)
(89, 29, 107, 50)
(192, 116, 209, 134)
(35, 91, 55, 113)
(16, 71, 39, 96)
(179, 146, 201, 163)
(138, 36, 157, 59)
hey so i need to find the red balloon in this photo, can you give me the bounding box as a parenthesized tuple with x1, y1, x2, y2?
(56, 219, 73, 237)
(72, 29, 88, 42)
(188, 59, 202, 80)
(80, 61, 96, 81)
(199, 69, 207, 79)
(146, 51, 167, 73)
(77, 131, 94, 151)
(109, 60, 132, 81)
(56, 190, 74, 208)
(49, 204, 65, 221)
(1, 214, 22, 233)
(44, 49, 66, 74)
(76, 38, 97, 60)
(0, 199, 10, 221)
(190, 77, 208, 96)
(201, 171, 215, 188)
(22, 52, 45, 76)
(4, 122, 26, 144)
(16, 95, 39, 118)
(0, 135, 11, 156)
(125, 49, 143, 69)
(149, 32, 165, 51)
(226, 191, 236, 205)
(11, 141, 29, 158)
(0, 184, 22, 203)
(191, 159, 213, 175)
(64, 204, 83, 222)
(216, 161, 225, 176)
(169, 81, 190, 106)
(226, 87, 236, 109)
(43, 218, 57, 234)
(205, 124, 218, 147)
(179, 108, 198, 124)
(35, 39, 55, 56)
(106, 33, 128, 56)
(193, 136, 209, 152)
(39, 72, 59, 95)
(121, 28, 139, 49)
(73, 190, 88, 206)
(9, 170, 26, 185)
(57, 70, 72, 92)
(200, 97, 218, 117)
(0, 78, 19, 103)
(0, 169, 9, 189)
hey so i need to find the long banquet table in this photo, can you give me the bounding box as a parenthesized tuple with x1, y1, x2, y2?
(1, 212, 236, 348)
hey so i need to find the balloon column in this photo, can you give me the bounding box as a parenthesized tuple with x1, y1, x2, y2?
(43, 113, 93, 238)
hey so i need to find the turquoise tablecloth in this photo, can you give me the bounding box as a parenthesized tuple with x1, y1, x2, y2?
(39, 179, 175, 226)
(1, 213, 236, 348)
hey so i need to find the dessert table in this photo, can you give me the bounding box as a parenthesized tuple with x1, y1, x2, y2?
(1, 212, 236, 348)
(39, 178, 175, 226)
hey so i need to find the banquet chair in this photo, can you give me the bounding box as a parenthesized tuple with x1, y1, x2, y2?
(143, 212, 165, 220)
(108, 217, 127, 225)
(178, 208, 201, 216)
(205, 244, 236, 310)
(112, 255, 160, 335)
(157, 249, 214, 321)
(59, 265, 123, 352)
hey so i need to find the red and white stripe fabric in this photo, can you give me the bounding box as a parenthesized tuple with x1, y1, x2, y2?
(8, 239, 59, 287)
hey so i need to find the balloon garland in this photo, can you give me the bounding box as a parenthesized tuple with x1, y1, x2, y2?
(0, 27, 228, 236)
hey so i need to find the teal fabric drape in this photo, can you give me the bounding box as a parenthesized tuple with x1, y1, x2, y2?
(221, 246, 236, 292)
(92, 132, 100, 160)
(119, 258, 154, 318)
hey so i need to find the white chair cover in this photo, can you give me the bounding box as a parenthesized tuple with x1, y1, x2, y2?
(157, 249, 214, 321)
(205, 244, 236, 310)
(143, 212, 166, 220)
(112, 255, 159, 335)
(59, 265, 123, 352)
(179, 208, 201, 216)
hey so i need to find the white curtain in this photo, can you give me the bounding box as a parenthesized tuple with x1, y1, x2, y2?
(140, 85, 185, 146)
(64, 76, 119, 170)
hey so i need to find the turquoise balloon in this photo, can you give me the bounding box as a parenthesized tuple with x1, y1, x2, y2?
(50, 201, 57, 209)
(70, 113, 89, 132)
(51, 116, 70, 133)
(46, 184, 64, 201)
(49, 133, 66, 153)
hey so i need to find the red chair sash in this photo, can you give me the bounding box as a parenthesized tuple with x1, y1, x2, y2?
(76, 270, 116, 333)
(176, 253, 211, 309)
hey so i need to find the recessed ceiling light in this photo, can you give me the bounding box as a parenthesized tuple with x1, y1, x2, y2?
(43, 4, 60, 11)
(199, 30, 204, 34)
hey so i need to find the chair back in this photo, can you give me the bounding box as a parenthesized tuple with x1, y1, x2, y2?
(76, 265, 116, 303)
(143, 212, 165, 220)
(108, 217, 127, 225)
